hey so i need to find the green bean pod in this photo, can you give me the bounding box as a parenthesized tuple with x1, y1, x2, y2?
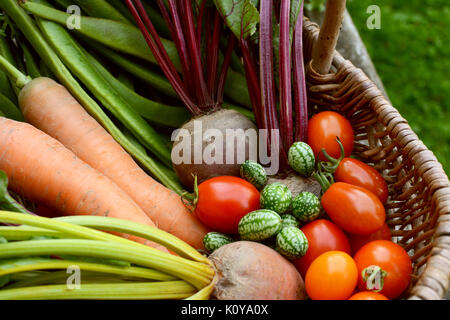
(85, 50, 190, 128)
(72, 0, 131, 25)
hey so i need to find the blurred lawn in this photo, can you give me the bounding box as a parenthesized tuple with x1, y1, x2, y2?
(347, 0, 450, 175)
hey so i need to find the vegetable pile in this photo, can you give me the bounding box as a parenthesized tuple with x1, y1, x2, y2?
(0, 0, 414, 301)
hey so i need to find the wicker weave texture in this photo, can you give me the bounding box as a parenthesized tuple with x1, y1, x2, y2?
(303, 19, 450, 300)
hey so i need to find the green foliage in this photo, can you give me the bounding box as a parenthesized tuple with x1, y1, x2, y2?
(347, 0, 450, 174)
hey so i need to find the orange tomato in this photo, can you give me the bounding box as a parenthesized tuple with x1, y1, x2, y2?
(348, 291, 389, 300)
(305, 251, 358, 300)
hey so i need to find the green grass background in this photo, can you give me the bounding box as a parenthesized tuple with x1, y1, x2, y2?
(346, 0, 449, 175)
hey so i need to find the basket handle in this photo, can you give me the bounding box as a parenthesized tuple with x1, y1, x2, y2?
(311, 0, 347, 75)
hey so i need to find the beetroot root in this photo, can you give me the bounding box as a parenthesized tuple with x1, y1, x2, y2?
(209, 241, 307, 300)
(171, 109, 257, 191)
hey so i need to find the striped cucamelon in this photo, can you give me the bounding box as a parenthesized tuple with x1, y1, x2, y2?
(240, 160, 267, 189)
(291, 192, 321, 223)
(260, 183, 292, 214)
(280, 214, 299, 229)
(288, 142, 316, 177)
(238, 209, 282, 242)
(203, 232, 234, 253)
(276, 226, 309, 259)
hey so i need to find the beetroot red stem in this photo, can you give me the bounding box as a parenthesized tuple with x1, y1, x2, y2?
(279, 0, 294, 151)
(241, 39, 264, 128)
(164, 0, 194, 96)
(125, 0, 200, 114)
(196, 0, 207, 49)
(206, 11, 222, 102)
(216, 35, 236, 105)
(181, 0, 212, 109)
(293, 2, 308, 142)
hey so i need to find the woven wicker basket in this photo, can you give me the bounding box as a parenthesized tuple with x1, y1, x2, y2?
(301, 14, 450, 300)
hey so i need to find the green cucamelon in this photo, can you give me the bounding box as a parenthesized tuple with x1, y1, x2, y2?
(291, 192, 321, 223)
(238, 209, 282, 242)
(260, 183, 292, 214)
(288, 142, 316, 177)
(280, 214, 299, 229)
(240, 160, 267, 189)
(276, 226, 309, 259)
(203, 232, 234, 253)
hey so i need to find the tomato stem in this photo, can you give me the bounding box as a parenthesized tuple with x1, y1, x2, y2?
(318, 137, 345, 173)
(362, 265, 387, 292)
(312, 165, 335, 194)
(181, 175, 199, 211)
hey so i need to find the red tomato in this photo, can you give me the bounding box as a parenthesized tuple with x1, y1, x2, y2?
(194, 176, 260, 234)
(347, 223, 392, 255)
(307, 111, 354, 160)
(335, 157, 389, 204)
(354, 240, 412, 299)
(293, 219, 351, 278)
(348, 291, 389, 300)
(321, 182, 386, 235)
(305, 251, 358, 300)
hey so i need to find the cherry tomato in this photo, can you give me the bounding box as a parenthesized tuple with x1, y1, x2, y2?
(293, 219, 351, 278)
(354, 240, 412, 299)
(194, 176, 260, 234)
(348, 291, 389, 300)
(347, 223, 392, 255)
(307, 111, 354, 160)
(305, 251, 358, 300)
(335, 157, 389, 204)
(321, 182, 386, 235)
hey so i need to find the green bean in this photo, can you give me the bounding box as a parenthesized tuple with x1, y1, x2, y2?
(1, 0, 184, 193)
(0, 281, 196, 300)
(80, 37, 178, 98)
(0, 36, 20, 100)
(21, 0, 252, 107)
(86, 50, 190, 128)
(72, 0, 131, 25)
(20, 42, 41, 79)
(36, 18, 172, 166)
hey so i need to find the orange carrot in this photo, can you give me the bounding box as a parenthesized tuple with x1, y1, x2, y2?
(19, 77, 210, 249)
(0, 116, 166, 250)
